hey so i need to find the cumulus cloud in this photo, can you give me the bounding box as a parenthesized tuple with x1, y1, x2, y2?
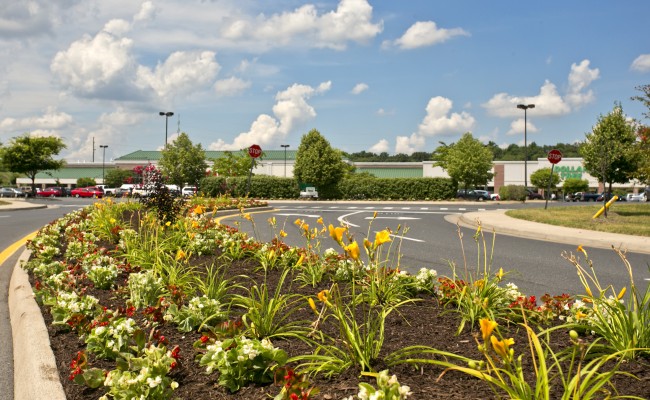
(417, 96, 475, 136)
(351, 83, 368, 94)
(214, 77, 251, 97)
(209, 81, 331, 150)
(395, 133, 425, 154)
(369, 139, 389, 153)
(482, 59, 598, 118)
(631, 54, 650, 72)
(137, 51, 220, 99)
(220, 0, 382, 50)
(134, 1, 155, 22)
(387, 21, 469, 50)
(506, 117, 538, 136)
(0, 107, 73, 131)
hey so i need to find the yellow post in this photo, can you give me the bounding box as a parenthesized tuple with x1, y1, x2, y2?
(592, 195, 618, 219)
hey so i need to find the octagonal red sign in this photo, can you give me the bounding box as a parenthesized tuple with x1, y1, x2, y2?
(547, 149, 562, 164)
(248, 144, 262, 158)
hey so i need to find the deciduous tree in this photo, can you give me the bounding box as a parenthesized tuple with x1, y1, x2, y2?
(293, 129, 347, 198)
(104, 168, 136, 188)
(530, 167, 561, 191)
(210, 150, 253, 177)
(158, 132, 207, 188)
(434, 132, 494, 190)
(0, 134, 66, 193)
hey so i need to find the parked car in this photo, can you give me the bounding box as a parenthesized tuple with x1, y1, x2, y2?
(36, 187, 64, 197)
(0, 187, 17, 198)
(578, 192, 600, 202)
(626, 192, 647, 202)
(300, 186, 319, 199)
(526, 189, 543, 200)
(182, 186, 197, 197)
(71, 187, 104, 198)
(11, 188, 27, 197)
(490, 193, 500, 201)
(456, 189, 491, 201)
(596, 192, 623, 202)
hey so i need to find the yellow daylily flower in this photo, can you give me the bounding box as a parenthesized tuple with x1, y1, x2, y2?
(279, 230, 288, 238)
(191, 220, 199, 228)
(577, 245, 588, 258)
(175, 249, 186, 261)
(317, 217, 324, 225)
(268, 216, 276, 226)
(296, 254, 305, 266)
(480, 318, 498, 342)
(585, 285, 593, 297)
(363, 238, 372, 251)
(373, 211, 378, 219)
(575, 310, 588, 320)
(344, 241, 361, 261)
(373, 230, 392, 248)
(308, 298, 318, 315)
(294, 218, 303, 226)
(496, 267, 504, 280)
(491, 336, 515, 359)
(193, 205, 205, 215)
(617, 287, 627, 300)
(109, 218, 117, 224)
(165, 221, 171, 227)
(317, 290, 329, 303)
(243, 213, 252, 221)
(328, 224, 346, 244)
(302, 223, 310, 233)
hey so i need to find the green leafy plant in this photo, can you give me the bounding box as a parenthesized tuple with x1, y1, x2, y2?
(344, 370, 412, 399)
(85, 317, 144, 360)
(127, 270, 168, 310)
(45, 291, 100, 330)
(82, 254, 119, 290)
(165, 295, 227, 333)
(196, 335, 288, 392)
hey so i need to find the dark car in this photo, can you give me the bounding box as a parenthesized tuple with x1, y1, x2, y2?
(71, 187, 104, 198)
(526, 189, 543, 200)
(0, 187, 17, 198)
(36, 187, 64, 197)
(457, 189, 491, 201)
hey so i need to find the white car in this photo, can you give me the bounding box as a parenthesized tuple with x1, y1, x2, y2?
(182, 186, 197, 196)
(626, 192, 646, 202)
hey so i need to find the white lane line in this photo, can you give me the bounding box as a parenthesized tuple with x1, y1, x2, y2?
(387, 233, 425, 243)
(348, 207, 358, 209)
(276, 213, 321, 218)
(365, 216, 420, 220)
(440, 207, 449, 210)
(383, 207, 394, 209)
(338, 210, 362, 228)
(364, 207, 375, 210)
(420, 207, 429, 210)
(401, 207, 411, 210)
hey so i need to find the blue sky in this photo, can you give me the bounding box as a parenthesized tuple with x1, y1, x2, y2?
(1, 0, 649, 161)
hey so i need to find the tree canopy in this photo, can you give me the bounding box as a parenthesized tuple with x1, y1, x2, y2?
(530, 167, 561, 191)
(210, 150, 253, 177)
(294, 129, 347, 198)
(0, 134, 66, 191)
(104, 168, 136, 188)
(579, 103, 638, 192)
(158, 132, 207, 188)
(434, 132, 494, 190)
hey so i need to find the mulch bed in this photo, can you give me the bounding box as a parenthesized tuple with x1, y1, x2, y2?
(28, 223, 650, 399)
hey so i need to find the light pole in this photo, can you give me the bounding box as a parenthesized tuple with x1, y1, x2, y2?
(516, 104, 535, 190)
(159, 111, 174, 149)
(281, 144, 289, 177)
(100, 145, 108, 184)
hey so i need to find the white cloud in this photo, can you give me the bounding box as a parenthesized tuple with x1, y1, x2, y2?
(507, 117, 538, 136)
(565, 60, 599, 108)
(351, 83, 368, 94)
(134, 1, 155, 22)
(0, 2, 55, 39)
(482, 59, 598, 118)
(390, 21, 469, 50)
(369, 139, 389, 153)
(395, 133, 425, 154)
(0, 107, 73, 131)
(214, 77, 251, 97)
(417, 96, 475, 136)
(220, 0, 382, 50)
(631, 54, 650, 72)
(209, 81, 331, 150)
(137, 51, 220, 99)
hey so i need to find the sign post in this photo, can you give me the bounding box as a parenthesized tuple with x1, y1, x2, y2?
(545, 149, 562, 209)
(246, 144, 262, 194)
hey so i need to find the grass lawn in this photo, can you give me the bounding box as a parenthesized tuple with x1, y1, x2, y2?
(506, 203, 650, 237)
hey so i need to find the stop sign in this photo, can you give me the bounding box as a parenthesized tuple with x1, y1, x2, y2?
(248, 144, 262, 158)
(547, 149, 562, 164)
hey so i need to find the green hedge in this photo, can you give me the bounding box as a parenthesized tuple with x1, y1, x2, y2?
(499, 185, 527, 201)
(200, 176, 299, 198)
(200, 175, 456, 200)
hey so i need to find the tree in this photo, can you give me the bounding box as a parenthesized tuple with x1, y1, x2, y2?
(434, 132, 494, 190)
(77, 177, 97, 187)
(530, 167, 561, 197)
(631, 84, 650, 120)
(211, 150, 253, 177)
(104, 168, 135, 188)
(562, 177, 589, 195)
(579, 104, 638, 194)
(158, 132, 207, 188)
(0, 134, 66, 193)
(293, 129, 347, 198)
(632, 126, 650, 184)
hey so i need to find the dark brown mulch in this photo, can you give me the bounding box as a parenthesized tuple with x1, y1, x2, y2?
(31, 244, 650, 400)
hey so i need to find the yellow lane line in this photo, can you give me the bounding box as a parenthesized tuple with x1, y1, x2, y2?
(213, 208, 276, 224)
(0, 232, 38, 266)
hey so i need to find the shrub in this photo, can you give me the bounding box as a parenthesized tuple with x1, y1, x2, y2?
(499, 185, 527, 201)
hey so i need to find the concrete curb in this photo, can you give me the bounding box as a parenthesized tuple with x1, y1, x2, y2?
(0, 199, 48, 211)
(9, 249, 66, 400)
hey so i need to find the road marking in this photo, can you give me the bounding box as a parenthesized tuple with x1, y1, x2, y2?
(0, 231, 38, 267)
(338, 210, 362, 227)
(365, 216, 420, 220)
(401, 207, 411, 210)
(389, 234, 424, 243)
(275, 213, 321, 218)
(0, 215, 9, 218)
(440, 208, 449, 210)
(364, 207, 375, 210)
(383, 207, 394, 210)
(420, 207, 429, 210)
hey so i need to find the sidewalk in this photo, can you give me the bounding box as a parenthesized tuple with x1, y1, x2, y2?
(0, 198, 47, 211)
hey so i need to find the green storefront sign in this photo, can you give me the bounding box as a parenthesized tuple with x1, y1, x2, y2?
(555, 165, 584, 179)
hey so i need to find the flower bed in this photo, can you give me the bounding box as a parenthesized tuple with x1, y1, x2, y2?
(24, 197, 650, 399)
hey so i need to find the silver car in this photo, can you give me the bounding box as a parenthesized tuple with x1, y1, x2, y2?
(626, 192, 647, 202)
(0, 187, 17, 197)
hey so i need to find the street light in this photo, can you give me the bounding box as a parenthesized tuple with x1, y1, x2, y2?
(281, 144, 290, 177)
(159, 111, 174, 149)
(516, 104, 535, 190)
(100, 145, 108, 184)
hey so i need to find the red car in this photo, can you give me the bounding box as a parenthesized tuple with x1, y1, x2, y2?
(71, 187, 104, 198)
(36, 187, 64, 197)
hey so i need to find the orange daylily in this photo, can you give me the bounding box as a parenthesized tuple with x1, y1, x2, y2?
(175, 249, 186, 261)
(317, 217, 324, 225)
(479, 318, 498, 342)
(317, 290, 329, 303)
(328, 224, 346, 244)
(193, 205, 205, 215)
(308, 298, 318, 315)
(279, 230, 288, 238)
(344, 241, 361, 261)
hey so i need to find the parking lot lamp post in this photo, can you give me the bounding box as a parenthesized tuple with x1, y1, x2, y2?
(517, 104, 535, 190)
(159, 111, 174, 149)
(281, 144, 289, 177)
(100, 145, 108, 184)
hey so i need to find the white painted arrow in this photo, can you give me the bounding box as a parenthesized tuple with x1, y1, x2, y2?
(364, 216, 420, 220)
